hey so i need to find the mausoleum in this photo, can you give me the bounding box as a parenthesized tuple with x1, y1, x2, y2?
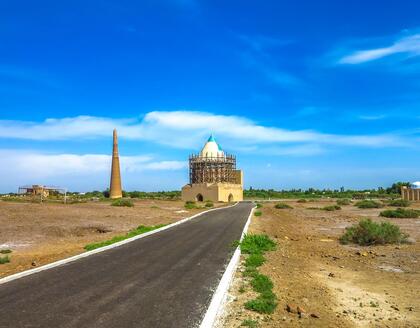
(181, 135, 243, 202)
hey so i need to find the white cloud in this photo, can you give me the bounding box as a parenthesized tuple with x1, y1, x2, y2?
(0, 111, 407, 149)
(0, 149, 185, 181)
(338, 34, 420, 64)
(143, 161, 187, 170)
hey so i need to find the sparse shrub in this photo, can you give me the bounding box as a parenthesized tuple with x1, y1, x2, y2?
(245, 253, 265, 268)
(387, 199, 410, 207)
(237, 234, 277, 313)
(255, 203, 263, 208)
(244, 290, 277, 314)
(337, 198, 351, 206)
(339, 219, 408, 245)
(84, 224, 166, 251)
(254, 210, 262, 217)
(184, 201, 196, 209)
(322, 205, 341, 211)
(0, 249, 12, 254)
(241, 319, 259, 328)
(355, 200, 383, 209)
(0, 256, 10, 264)
(380, 208, 419, 218)
(111, 198, 134, 207)
(297, 199, 307, 203)
(240, 234, 276, 255)
(250, 272, 274, 294)
(205, 200, 214, 208)
(274, 202, 293, 209)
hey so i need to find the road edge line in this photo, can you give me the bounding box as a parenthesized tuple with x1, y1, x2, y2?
(0, 202, 239, 285)
(199, 203, 255, 328)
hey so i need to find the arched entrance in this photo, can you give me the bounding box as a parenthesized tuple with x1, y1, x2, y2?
(228, 194, 234, 202)
(196, 193, 204, 202)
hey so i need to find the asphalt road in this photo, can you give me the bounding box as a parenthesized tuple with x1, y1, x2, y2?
(0, 202, 254, 328)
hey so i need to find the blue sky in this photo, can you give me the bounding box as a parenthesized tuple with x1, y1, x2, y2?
(1, 0, 420, 192)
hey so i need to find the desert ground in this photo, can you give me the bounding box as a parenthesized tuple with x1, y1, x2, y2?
(220, 199, 420, 328)
(0, 199, 223, 278)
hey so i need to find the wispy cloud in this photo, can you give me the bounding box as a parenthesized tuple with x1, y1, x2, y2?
(262, 144, 326, 156)
(240, 53, 301, 88)
(0, 111, 409, 149)
(358, 114, 388, 121)
(0, 149, 185, 179)
(236, 33, 301, 88)
(238, 34, 291, 55)
(338, 33, 420, 64)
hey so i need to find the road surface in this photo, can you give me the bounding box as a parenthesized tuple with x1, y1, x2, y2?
(0, 202, 254, 328)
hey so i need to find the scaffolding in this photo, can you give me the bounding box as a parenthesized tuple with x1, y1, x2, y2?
(189, 154, 236, 184)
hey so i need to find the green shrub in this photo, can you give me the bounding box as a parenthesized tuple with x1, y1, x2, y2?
(380, 208, 419, 218)
(337, 198, 351, 206)
(0, 256, 10, 264)
(274, 202, 293, 209)
(339, 219, 408, 245)
(244, 290, 277, 314)
(254, 210, 262, 217)
(355, 200, 383, 209)
(245, 253, 265, 268)
(245, 272, 277, 313)
(0, 249, 12, 254)
(387, 199, 410, 207)
(240, 234, 276, 255)
(184, 201, 196, 209)
(250, 272, 273, 294)
(84, 224, 166, 251)
(322, 205, 341, 211)
(205, 201, 214, 208)
(255, 203, 263, 208)
(243, 265, 259, 277)
(111, 198, 134, 207)
(238, 234, 277, 314)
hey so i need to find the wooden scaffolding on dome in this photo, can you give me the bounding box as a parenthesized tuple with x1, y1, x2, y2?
(189, 154, 237, 184)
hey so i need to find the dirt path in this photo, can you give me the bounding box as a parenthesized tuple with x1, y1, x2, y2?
(219, 200, 420, 328)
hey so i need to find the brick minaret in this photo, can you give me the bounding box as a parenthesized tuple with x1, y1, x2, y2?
(110, 129, 123, 199)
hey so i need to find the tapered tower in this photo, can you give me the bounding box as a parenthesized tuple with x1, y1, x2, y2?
(109, 129, 123, 199)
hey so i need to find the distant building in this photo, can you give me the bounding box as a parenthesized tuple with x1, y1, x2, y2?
(18, 185, 67, 200)
(401, 182, 420, 201)
(181, 135, 243, 202)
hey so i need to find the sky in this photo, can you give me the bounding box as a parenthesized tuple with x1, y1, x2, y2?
(1, 0, 420, 192)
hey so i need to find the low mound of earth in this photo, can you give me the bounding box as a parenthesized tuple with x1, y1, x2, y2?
(219, 199, 420, 328)
(0, 199, 223, 278)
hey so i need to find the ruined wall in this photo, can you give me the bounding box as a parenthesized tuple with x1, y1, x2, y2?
(401, 187, 420, 201)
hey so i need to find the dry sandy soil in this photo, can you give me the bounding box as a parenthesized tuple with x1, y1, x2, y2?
(219, 199, 420, 328)
(0, 199, 222, 278)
